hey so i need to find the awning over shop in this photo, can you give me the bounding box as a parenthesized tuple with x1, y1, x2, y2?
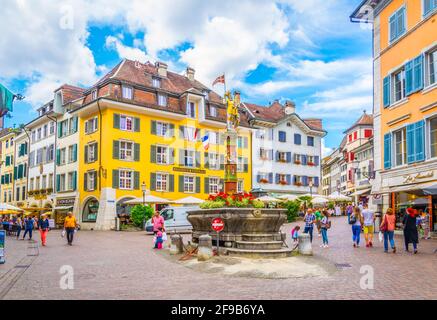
(378, 182, 437, 195)
(350, 188, 371, 197)
(423, 184, 437, 196)
(53, 206, 73, 211)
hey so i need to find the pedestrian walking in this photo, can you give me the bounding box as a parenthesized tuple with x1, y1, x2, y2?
(15, 217, 22, 239)
(403, 208, 419, 254)
(320, 210, 330, 248)
(38, 214, 50, 246)
(22, 216, 35, 240)
(303, 209, 316, 242)
(291, 225, 300, 244)
(361, 203, 375, 248)
(380, 208, 396, 253)
(314, 209, 322, 236)
(346, 203, 353, 223)
(64, 212, 77, 246)
(350, 207, 363, 248)
(420, 210, 431, 240)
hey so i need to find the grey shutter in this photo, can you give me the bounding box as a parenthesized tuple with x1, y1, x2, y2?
(243, 137, 248, 149)
(195, 152, 201, 168)
(150, 145, 156, 163)
(84, 145, 88, 163)
(134, 171, 140, 190)
(169, 174, 174, 192)
(220, 155, 225, 170)
(84, 173, 88, 191)
(134, 143, 140, 161)
(179, 149, 185, 166)
(220, 179, 224, 191)
(134, 117, 140, 132)
(94, 143, 98, 161)
(196, 176, 201, 194)
(179, 126, 185, 139)
(113, 114, 120, 129)
(93, 172, 98, 190)
(169, 123, 175, 137)
(276, 174, 280, 184)
(150, 173, 156, 191)
(169, 148, 175, 165)
(151, 121, 157, 135)
(244, 158, 248, 173)
(112, 170, 119, 189)
(179, 175, 184, 192)
(268, 173, 273, 184)
(204, 152, 209, 169)
(84, 120, 89, 134)
(204, 177, 210, 194)
(113, 141, 120, 159)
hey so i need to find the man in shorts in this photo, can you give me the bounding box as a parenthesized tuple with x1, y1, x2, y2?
(361, 203, 375, 247)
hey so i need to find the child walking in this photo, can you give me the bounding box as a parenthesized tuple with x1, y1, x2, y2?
(291, 226, 300, 244)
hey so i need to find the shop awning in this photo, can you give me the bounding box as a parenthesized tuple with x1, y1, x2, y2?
(350, 188, 371, 197)
(379, 182, 437, 195)
(53, 206, 73, 210)
(423, 184, 437, 196)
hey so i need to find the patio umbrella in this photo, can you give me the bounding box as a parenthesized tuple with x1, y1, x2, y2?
(0, 203, 24, 212)
(173, 196, 205, 205)
(328, 192, 351, 202)
(257, 195, 281, 203)
(312, 197, 329, 205)
(124, 195, 173, 205)
(277, 194, 298, 201)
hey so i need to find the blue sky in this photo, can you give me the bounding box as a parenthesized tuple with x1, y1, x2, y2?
(0, 0, 372, 154)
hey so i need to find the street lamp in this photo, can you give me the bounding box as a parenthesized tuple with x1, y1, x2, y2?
(141, 182, 147, 205)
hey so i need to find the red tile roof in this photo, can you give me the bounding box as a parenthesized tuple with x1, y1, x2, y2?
(57, 84, 86, 105)
(345, 111, 373, 133)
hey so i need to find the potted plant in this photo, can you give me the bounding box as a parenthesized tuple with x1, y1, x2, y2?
(307, 162, 315, 166)
(294, 160, 301, 165)
(279, 180, 289, 185)
(259, 178, 269, 184)
(294, 182, 303, 187)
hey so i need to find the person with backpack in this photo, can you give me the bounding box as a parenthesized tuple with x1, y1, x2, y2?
(361, 203, 375, 248)
(380, 208, 396, 253)
(320, 210, 330, 248)
(350, 207, 364, 248)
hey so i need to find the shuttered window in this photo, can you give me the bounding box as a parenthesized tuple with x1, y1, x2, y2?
(389, 6, 406, 43)
(384, 133, 392, 170)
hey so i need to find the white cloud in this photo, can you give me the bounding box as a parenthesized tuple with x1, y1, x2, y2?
(321, 138, 335, 157)
(105, 36, 150, 63)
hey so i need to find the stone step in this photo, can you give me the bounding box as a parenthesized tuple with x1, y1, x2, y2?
(242, 234, 279, 242)
(226, 248, 293, 259)
(236, 241, 283, 250)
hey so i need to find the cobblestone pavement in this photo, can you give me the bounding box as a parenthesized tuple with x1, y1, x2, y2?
(1, 216, 436, 300)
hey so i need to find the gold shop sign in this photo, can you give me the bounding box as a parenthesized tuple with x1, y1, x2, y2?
(172, 167, 206, 175)
(403, 171, 434, 184)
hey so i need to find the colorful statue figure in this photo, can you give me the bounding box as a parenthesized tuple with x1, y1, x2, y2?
(225, 91, 240, 130)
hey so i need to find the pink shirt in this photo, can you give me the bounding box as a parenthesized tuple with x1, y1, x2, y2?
(384, 214, 396, 231)
(152, 216, 164, 231)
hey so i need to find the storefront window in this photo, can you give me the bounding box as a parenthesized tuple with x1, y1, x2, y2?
(393, 192, 430, 228)
(82, 198, 99, 222)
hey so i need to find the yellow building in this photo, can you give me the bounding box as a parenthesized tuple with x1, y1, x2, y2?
(72, 60, 252, 230)
(352, 0, 437, 231)
(0, 129, 18, 205)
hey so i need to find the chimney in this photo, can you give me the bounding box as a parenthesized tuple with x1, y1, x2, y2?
(186, 67, 195, 81)
(155, 61, 168, 77)
(285, 100, 296, 114)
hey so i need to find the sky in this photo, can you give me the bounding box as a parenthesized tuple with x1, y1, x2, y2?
(0, 0, 373, 155)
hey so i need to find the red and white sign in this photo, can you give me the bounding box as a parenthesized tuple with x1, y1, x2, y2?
(211, 218, 225, 232)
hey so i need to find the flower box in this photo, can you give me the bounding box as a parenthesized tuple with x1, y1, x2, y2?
(294, 161, 301, 165)
(259, 178, 269, 184)
(307, 162, 315, 166)
(260, 157, 269, 161)
(294, 182, 303, 187)
(278, 159, 288, 163)
(279, 180, 289, 186)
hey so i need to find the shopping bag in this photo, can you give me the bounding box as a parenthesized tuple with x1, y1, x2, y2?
(162, 232, 168, 242)
(61, 229, 66, 238)
(378, 231, 383, 243)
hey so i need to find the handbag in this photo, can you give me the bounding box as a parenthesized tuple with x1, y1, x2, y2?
(162, 232, 168, 242)
(380, 215, 388, 233)
(349, 215, 357, 225)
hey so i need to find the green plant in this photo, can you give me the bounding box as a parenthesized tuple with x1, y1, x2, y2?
(130, 204, 154, 228)
(328, 202, 335, 210)
(285, 200, 300, 222)
(252, 200, 265, 208)
(200, 200, 226, 209)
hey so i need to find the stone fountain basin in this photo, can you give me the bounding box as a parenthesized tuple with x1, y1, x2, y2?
(187, 208, 287, 247)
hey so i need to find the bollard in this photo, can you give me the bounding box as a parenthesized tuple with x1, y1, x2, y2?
(298, 233, 313, 256)
(170, 235, 184, 255)
(197, 234, 213, 261)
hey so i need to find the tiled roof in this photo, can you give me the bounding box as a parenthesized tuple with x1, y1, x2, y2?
(57, 84, 86, 105)
(303, 119, 323, 131)
(345, 111, 373, 133)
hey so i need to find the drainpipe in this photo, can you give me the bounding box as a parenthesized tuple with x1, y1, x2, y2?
(22, 128, 31, 206)
(97, 100, 103, 191)
(12, 132, 17, 204)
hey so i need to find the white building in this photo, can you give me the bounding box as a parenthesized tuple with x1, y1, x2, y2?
(244, 100, 326, 195)
(13, 130, 29, 207)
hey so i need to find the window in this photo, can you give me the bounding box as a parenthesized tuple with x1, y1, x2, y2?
(184, 176, 195, 193)
(92, 89, 97, 100)
(87, 171, 96, 191)
(156, 173, 168, 192)
(43, 125, 48, 138)
(87, 143, 98, 163)
(68, 145, 75, 163)
(187, 102, 196, 118)
(364, 129, 373, 138)
(278, 131, 286, 142)
(119, 170, 133, 190)
(158, 94, 167, 107)
(47, 144, 54, 162)
(60, 148, 66, 165)
(278, 152, 287, 162)
(49, 174, 53, 189)
(37, 128, 42, 140)
(259, 148, 269, 160)
(294, 134, 302, 145)
(30, 178, 34, 191)
(59, 174, 66, 192)
(392, 68, 406, 103)
(210, 106, 217, 117)
(68, 172, 75, 190)
(307, 136, 315, 146)
(157, 122, 169, 137)
(42, 175, 47, 189)
(122, 86, 133, 99)
(156, 146, 168, 165)
(394, 128, 407, 166)
(237, 180, 244, 193)
(31, 131, 36, 142)
(152, 77, 161, 88)
(50, 122, 55, 135)
(426, 48, 437, 87)
(256, 130, 265, 140)
(184, 150, 195, 167)
(119, 115, 133, 131)
(430, 117, 437, 158)
(209, 177, 220, 194)
(119, 141, 134, 161)
(389, 6, 406, 43)
(209, 132, 218, 145)
(85, 117, 98, 134)
(209, 153, 219, 170)
(237, 157, 244, 172)
(36, 148, 43, 164)
(184, 127, 198, 141)
(423, 0, 437, 16)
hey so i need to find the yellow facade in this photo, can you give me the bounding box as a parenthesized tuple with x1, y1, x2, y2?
(0, 131, 16, 204)
(379, 0, 437, 167)
(77, 100, 252, 225)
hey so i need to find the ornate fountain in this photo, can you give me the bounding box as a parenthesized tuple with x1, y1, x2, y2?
(187, 91, 292, 258)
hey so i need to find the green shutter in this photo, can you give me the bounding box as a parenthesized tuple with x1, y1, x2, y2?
(169, 123, 175, 137)
(72, 172, 77, 191)
(150, 173, 156, 191)
(84, 145, 88, 163)
(5, 156, 10, 166)
(169, 174, 174, 192)
(169, 148, 174, 165)
(73, 117, 78, 133)
(150, 145, 157, 163)
(58, 122, 62, 138)
(56, 149, 61, 166)
(179, 175, 184, 192)
(134, 143, 140, 161)
(94, 172, 98, 190)
(56, 175, 60, 192)
(383, 76, 391, 107)
(204, 177, 210, 194)
(134, 117, 140, 132)
(84, 173, 88, 191)
(112, 170, 119, 189)
(73, 144, 78, 162)
(134, 171, 140, 190)
(113, 113, 120, 129)
(195, 152, 201, 168)
(151, 120, 157, 135)
(13, 166, 17, 180)
(196, 177, 201, 194)
(204, 152, 209, 169)
(179, 126, 185, 139)
(244, 157, 248, 173)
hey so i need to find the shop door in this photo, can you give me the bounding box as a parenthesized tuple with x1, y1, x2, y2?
(433, 197, 437, 232)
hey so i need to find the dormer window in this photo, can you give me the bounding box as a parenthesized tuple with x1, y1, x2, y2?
(210, 106, 217, 117)
(122, 86, 133, 100)
(187, 102, 196, 118)
(152, 77, 161, 88)
(92, 89, 98, 100)
(158, 93, 167, 107)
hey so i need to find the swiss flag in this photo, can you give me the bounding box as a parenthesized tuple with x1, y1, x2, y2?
(212, 74, 225, 86)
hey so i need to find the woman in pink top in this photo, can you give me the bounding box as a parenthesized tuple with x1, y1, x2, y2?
(380, 208, 396, 253)
(151, 211, 165, 234)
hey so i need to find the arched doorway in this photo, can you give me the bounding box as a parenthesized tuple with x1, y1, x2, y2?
(116, 197, 135, 225)
(82, 197, 99, 223)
